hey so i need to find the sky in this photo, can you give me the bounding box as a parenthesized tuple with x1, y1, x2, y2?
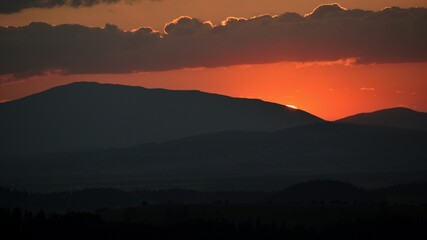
(1, 0, 427, 120)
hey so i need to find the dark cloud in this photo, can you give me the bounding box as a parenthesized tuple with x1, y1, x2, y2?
(1, 4, 427, 79)
(164, 16, 213, 35)
(0, 0, 141, 14)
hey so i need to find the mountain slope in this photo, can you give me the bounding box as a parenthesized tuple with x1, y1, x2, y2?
(337, 107, 427, 131)
(2, 122, 426, 190)
(0, 82, 322, 156)
(270, 180, 371, 202)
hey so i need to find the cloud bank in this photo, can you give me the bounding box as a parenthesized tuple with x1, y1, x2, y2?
(1, 4, 426, 79)
(0, 0, 141, 14)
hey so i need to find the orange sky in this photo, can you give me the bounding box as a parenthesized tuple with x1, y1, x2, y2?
(1, 61, 426, 120)
(1, 0, 427, 31)
(1, 1, 427, 120)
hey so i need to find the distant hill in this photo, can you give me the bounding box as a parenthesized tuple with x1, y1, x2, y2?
(271, 180, 427, 204)
(270, 180, 372, 203)
(337, 107, 427, 131)
(1, 122, 426, 190)
(0, 82, 322, 156)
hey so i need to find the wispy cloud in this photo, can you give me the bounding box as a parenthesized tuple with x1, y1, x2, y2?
(360, 87, 376, 91)
(0, 0, 144, 14)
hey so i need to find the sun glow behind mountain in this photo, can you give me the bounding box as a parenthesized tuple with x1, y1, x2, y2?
(286, 105, 298, 109)
(2, 61, 425, 120)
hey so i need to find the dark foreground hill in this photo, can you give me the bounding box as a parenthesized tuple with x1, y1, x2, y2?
(1, 122, 426, 190)
(1, 180, 427, 212)
(2, 204, 427, 240)
(0, 82, 322, 156)
(337, 107, 427, 131)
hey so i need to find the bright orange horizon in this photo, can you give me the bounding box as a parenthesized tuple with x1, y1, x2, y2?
(1, 61, 426, 121)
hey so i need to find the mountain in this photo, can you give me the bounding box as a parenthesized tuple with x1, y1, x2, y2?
(271, 180, 427, 204)
(270, 180, 372, 203)
(0, 82, 322, 156)
(337, 107, 427, 131)
(1, 122, 426, 190)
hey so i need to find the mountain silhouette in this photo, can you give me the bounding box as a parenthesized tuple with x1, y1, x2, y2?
(270, 180, 371, 203)
(337, 107, 427, 131)
(2, 122, 426, 190)
(0, 82, 322, 156)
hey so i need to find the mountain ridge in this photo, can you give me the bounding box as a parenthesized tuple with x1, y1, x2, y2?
(0, 82, 322, 156)
(2, 121, 426, 190)
(337, 107, 427, 131)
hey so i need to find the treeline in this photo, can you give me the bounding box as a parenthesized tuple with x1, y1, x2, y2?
(0, 187, 268, 212)
(1, 180, 427, 212)
(2, 207, 426, 240)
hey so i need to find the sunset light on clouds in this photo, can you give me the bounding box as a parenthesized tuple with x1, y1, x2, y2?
(1, 0, 426, 120)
